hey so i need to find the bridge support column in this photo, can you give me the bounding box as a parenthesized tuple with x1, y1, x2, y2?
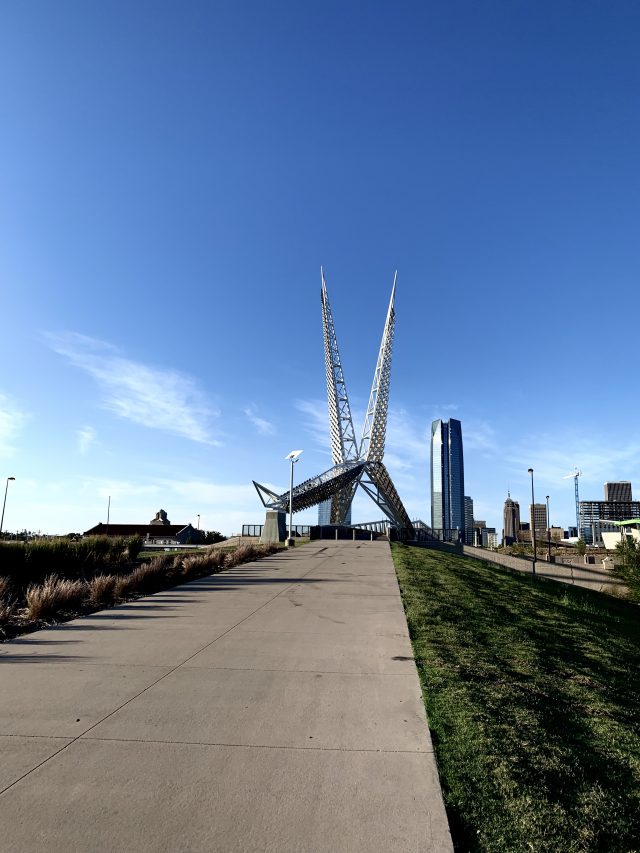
(260, 510, 287, 544)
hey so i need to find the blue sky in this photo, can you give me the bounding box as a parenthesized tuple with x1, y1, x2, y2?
(1, 1, 639, 535)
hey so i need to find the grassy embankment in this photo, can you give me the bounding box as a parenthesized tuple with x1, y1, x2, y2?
(391, 543, 640, 853)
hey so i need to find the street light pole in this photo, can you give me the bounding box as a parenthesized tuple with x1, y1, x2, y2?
(546, 495, 551, 561)
(285, 450, 303, 547)
(0, 477, 16, 537)
(197, 514, 200, 530)
(528, 469, 537, 577)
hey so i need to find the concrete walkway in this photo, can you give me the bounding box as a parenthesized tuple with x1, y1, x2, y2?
(0, 541, 452, 852)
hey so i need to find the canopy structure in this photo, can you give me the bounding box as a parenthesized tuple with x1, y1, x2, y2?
(253, 270, 413, 532)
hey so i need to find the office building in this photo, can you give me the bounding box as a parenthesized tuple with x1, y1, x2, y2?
(604, 482, 632, 502)
(579, 500, 640, 544)
(464, 496, 474, 545)
(431, 418, 465, 539)
(529, 503, 547, 542)
(318, 498, 351, 526)
(473, 520, 486, 547)
(502, 493, 520, 545)
(484, 529, 498, 548)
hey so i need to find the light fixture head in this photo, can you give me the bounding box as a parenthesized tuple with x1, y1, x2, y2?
(527, 468, 533, 474)
(285, 450, 303, 461)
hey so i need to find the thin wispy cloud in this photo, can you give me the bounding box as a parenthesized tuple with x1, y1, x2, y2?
(463, 420, 498, 455)
(48, 332, 220, 445)
(507, 432, 640, 490)
(79, 478, 162, 500)
(0, 392, 29, 456)
(386, 407, 430, 466)
(295, 398, 331, 454)
(243, 405, 275, 435)
(76, 425, 97, 455)
(80, 476, 267, 534)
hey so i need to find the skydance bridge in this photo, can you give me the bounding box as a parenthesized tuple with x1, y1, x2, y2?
(253, 270, 414, 534)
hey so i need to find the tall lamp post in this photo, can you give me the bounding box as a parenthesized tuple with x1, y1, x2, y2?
(528, 468, 537, 577)
(0, 476, 16, 537)
(285, 450, 303, 547)
(546, 495, 551, 561)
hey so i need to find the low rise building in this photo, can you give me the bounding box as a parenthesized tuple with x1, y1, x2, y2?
(84, 509, 199, 545)
(579, 500, 640, 544)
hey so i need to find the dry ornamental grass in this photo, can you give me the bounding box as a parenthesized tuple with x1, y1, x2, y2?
(26, 575, 87, 621)
(3, 541, 286, 635)
(87, 574, 117, 606)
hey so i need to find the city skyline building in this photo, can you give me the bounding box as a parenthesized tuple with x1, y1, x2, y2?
(317, 498, 350, 526)
(464, 496, 474, 545)
(579, 499, 640, 544)
(431, 418, 465, 538)
(502, 492, 520, 545)
(604, 481, 632, 502)
(529, 503, 547, 541)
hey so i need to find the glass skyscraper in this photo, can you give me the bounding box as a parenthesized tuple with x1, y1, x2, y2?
(318, 498, 351, 526)
(431, 418, 465, 538)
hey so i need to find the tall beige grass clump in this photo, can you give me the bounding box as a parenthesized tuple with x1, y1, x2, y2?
(225, 543, 260, 568)
(0, 576, 16, 625)
(0, 599, 16, 624)
(0, 576, 11, 599)
(180, 549, 227, 577)
(225, 542, 281, 567)
(26, 575, 87, 621)
(205, 548, 227, 570)
(114, 556, 173, 598)
(87, 574, 117, 606)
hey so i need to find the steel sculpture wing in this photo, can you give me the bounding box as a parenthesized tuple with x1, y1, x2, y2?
(253, 270, 413, 535)
(321, 269, 361, 522)
(321, 268, 359, 464)
(359, 273, 396, 463)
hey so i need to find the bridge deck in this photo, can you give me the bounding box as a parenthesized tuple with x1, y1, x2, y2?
(0, 540, 451, 852)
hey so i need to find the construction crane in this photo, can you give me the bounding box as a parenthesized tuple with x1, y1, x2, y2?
(562, 469, 582, 536)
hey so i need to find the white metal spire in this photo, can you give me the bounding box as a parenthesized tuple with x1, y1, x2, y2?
(359, 272, 396, 462)
(321, 268, 359, 465)
(254, 268, 412, 532)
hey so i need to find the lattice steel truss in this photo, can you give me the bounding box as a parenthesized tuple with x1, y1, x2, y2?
(253, 271, 413, 532)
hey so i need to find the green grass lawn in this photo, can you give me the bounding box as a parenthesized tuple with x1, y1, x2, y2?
(391, 543, 640, 853)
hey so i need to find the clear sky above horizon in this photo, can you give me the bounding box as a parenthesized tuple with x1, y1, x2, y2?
(1, 1, 639, 536)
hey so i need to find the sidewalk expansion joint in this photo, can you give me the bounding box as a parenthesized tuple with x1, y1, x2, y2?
(0, 556, 326, 798)
(78, 735, 434, 755)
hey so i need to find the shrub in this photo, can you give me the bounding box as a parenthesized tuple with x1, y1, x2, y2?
(25, 575, 87, 621)
(0, 543, 25, 577)
(0, 576, 12, 599)
(87, 574, 117, 606)
(25, 539, 75, 580)
(125, 535, 143, 561)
